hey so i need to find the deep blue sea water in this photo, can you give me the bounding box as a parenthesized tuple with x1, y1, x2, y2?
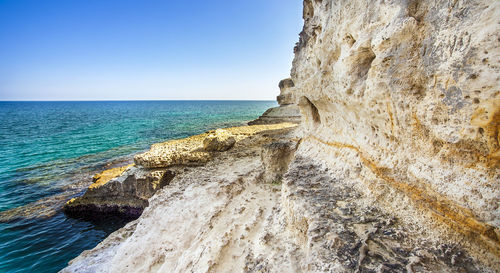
(0, 100, 276, 273)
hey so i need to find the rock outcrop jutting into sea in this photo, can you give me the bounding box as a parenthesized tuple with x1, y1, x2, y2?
(62, 1, 499, 272)
(63, 124, 296, 220)
(248, 78, 302, 125)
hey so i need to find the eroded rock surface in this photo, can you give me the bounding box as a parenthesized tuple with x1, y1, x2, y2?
(134, 134, 212, 168)
(261, 141, 296, 184)
(63, 123, 297, 220)
(63, 124, 301, 273)
(282, 154, 483, 272)
(62, 0, 499, 272)
(203, 129, 236, 152)
(63, 165, 175, 219)
(289, 0, 499, 269)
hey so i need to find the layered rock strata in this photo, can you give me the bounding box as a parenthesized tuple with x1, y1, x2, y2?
(248, 79, 301, 125)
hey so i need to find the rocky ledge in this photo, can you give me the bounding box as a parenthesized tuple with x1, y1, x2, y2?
(63, 123, 297, 220)
(63, 164, 169, 219)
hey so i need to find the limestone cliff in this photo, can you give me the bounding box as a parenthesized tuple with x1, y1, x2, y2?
(62, 1, 499, 272)
(289, 0, 499, 268)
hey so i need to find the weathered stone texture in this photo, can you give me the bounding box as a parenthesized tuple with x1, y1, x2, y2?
(260, 141, 295, 184)
(63, 166, 175, 219)
(203, 129, 236, 152)
(290, 0, 499, 268)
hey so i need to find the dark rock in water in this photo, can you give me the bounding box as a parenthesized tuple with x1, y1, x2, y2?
(0, 159, 132, 223)
(63, 203, 144, 220)
(63, 165, 175, 220)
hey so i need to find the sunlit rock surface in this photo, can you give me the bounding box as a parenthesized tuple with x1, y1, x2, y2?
(203, 129, 236, 152)
(62, 0, 499, 272)
(62, 124, 297, 221)
(63, 164, 173, 219)
(290, 0, 499, 270)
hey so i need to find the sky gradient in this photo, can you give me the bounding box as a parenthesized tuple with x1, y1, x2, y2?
(0, 0, 303, 100)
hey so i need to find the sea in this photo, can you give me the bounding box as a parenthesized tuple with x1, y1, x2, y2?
(0, 100, 276, 273)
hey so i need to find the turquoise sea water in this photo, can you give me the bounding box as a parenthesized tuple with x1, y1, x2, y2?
(0, 100, 276, 273)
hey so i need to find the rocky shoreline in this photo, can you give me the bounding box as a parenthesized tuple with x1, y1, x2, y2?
(62, 76, 302, 222)
(61, 119, 497, 273)
(62, 123, 298, 221)
(61, 0, 499, 272)
(0, 156, 134, 223)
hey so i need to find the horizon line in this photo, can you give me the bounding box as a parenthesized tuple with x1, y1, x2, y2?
(0, 99, 277, 102)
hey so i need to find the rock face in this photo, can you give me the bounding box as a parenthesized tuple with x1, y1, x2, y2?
(277, 78, 295, 105)
(260, 141, 295, 184)
(289, 0, 499, 269)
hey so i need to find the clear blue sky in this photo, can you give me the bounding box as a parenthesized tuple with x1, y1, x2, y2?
(0, 0, 303, 100)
